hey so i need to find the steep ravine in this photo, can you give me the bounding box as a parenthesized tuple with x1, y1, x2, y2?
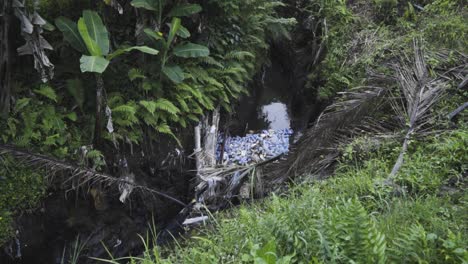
(0, 6, 325, 261)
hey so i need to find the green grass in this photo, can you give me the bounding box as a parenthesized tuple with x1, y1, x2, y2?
(103, 128, 467, 263)
(313, 0, 467, 100)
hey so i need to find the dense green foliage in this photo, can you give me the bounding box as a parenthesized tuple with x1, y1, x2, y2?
(0, 0, 466, 262)
(0, 0, 292, 246)
(309, 0, 467, 100)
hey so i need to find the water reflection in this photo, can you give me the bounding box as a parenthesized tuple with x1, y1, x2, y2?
(260, 101, 290, 130)
(234, 58, 293, 135)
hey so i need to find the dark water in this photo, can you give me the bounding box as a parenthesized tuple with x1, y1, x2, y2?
(235, 58, 295, 134)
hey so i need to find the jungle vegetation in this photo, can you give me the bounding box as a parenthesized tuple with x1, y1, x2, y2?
(0, 0, 466, 263)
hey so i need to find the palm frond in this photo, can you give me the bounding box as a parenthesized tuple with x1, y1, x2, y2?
(0, 145, 186, 206)
(388, 40, 449, 177)
(267, 86, 390, 185)
(194, 155, 283, 210)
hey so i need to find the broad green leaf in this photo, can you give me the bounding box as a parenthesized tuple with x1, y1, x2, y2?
(55, 17, 87, 53)
(177, 24, 190, 38)
(173, 43, 209, 58)
(34, 85, 58, 102)
(79, 55, 109, 73)
(130, 0, 157, 10)
(125, 46, 159, 55)
(168, 4, 202, 17)
(144, 28, 164, 41)
(82, 10, 110, 55)
(167, 17, 181, 48)
(162, 65, 185, 83)
(77, 18, 102, 56)
(107, 46, 159, 60)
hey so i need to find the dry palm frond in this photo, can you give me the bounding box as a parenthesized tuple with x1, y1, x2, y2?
(0, 144, 186, 206)
(195, 154, 283, 209)
(263, 85, 390, 187)
(388, 40, 455, 177)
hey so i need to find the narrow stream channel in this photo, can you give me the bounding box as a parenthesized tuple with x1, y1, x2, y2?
(235, 57, 295, 134)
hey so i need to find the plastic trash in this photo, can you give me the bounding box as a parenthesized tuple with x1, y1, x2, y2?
(217, 128, 293, 165)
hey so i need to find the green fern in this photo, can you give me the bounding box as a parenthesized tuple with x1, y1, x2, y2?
(112, 104, 137, 115)
(198, 56, 224, 68)
(33, 85, 58, 103)
(154, 98, 180, 116)
(139, 100, 158, 115)
(225, 51, 255, 60)
(176, 97, 189, 112)
(323, 199, 387, 263)
(389, 224, 437, 263)
(128, 68, 146, 81)
(111, 103, 139, 127)
(155, 123, 181, 147)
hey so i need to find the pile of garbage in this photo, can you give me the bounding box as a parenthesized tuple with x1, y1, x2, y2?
(217, 128, 293, 165)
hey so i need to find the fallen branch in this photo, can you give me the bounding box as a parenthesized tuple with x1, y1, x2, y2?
(448, 102, 468, 120)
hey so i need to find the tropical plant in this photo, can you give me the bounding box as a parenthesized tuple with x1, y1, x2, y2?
(55, 10, 159, 145)
(56, 10, 159, 74)
(142, 16, 210, 84)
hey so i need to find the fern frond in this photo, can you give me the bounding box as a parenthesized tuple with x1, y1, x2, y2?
(176, 97, 190, 112)
(112, 104, 137, 115)
(177, 83, 204, 101)
(128, 68, 146, 81)
(225, 51, 255, 61)
(139, 100, 157, 115)
(34, 85, 58, 102)
(154, 98, 180, 116)
(186, 114, 200, 122)
(198, 56, 224, 68)
(155, 123, 182, 147)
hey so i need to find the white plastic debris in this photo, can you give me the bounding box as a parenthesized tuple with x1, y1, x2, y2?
(217, 128, 293, 165)
(113, 239, 122, 248)
(105, 106, 114, 133)
(183, 216, 209, 225)
(118, 172, 135, 203)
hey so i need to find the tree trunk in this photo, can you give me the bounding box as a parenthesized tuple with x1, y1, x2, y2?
(94, 74, 104, 148)
(0, 0, 12, 116)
